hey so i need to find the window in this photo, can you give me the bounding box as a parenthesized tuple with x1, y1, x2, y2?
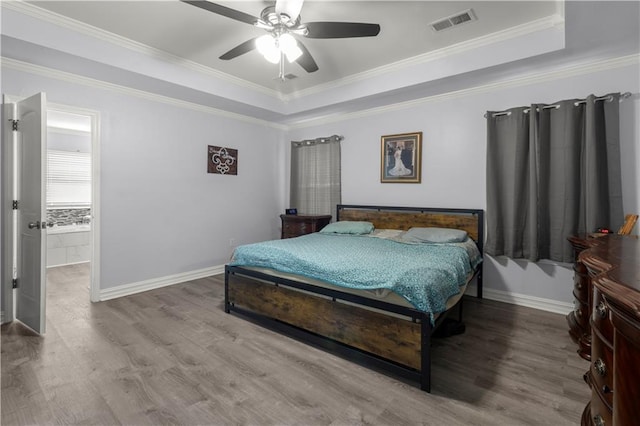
(46, 149, 91, 207)
(290, 136, 342, 216)
(485, 93, 623, 262)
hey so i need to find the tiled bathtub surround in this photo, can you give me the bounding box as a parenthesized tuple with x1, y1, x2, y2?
(47, 225, 90, 267)
(47, 208, 91, 226)
(46, 208, 91, 267)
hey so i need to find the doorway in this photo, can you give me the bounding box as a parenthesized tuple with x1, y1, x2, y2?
(45, 108, 96, 303)
(1, 96, 100, 331)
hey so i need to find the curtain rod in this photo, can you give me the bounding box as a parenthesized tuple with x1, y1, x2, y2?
(485, 92, 633, 118)
(292, 134, 343, 147)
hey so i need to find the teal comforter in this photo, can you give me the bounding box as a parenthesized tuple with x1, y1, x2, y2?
(230, 233, 481, 323)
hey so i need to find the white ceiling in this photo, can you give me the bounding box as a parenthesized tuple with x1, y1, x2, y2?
(2, 1, 639, 124)
(28, 1, 561, 94)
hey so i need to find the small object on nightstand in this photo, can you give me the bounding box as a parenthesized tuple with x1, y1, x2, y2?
(280, 214, 331, 239)
(285, 208, 297, 215)
(617, 213, 638, 235)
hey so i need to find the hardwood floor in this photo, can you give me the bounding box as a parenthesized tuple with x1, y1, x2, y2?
(2, 263, 589, 425)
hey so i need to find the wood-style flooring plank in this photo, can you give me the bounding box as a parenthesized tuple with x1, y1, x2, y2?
(2, 263, 590, 425)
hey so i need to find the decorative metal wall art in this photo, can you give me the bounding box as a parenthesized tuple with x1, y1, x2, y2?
(208, 145, 238, 175)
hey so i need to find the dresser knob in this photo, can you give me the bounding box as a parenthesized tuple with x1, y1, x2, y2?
(596, 301, 608, 319)
(593, 414, 605, 426)
(602, 384, 613, 394)
(594, 358, 607, 376)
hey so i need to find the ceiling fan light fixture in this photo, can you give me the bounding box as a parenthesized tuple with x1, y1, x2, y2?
(256, 34, 281, 63)
(279, 33, 303, 62)
(183, 0, 380, 76)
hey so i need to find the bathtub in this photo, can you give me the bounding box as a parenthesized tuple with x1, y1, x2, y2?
(47, 224, 91, 267)
(47, 223, 91, 235)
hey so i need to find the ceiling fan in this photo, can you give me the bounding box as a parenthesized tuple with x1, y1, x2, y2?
(182, 0, 381, 79)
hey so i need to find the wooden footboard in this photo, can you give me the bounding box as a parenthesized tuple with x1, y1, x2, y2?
(225, 265, 438, 391)
(227, 271, 422, 369)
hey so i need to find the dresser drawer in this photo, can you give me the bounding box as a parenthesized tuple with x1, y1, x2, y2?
(592, 289, 613, 344)
(589, 387, 612, 426)
(280, 215, 332, 239)
(282, 221, 307, 238)
(590, 334, 613, 410)
(610, 311, 640, 426)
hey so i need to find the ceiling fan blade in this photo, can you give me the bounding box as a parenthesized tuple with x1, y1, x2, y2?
(304, 22, 381, 39)
(276, 0, 304, 21)
(295, 41, 318, 73)
(181, 1, 258, 25)
(219, 38, 259, 60)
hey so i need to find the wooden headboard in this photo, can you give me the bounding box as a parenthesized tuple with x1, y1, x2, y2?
(336, 204, 484, 253)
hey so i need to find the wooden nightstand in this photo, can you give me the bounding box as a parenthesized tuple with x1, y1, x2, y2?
(280, 214, 332, 239)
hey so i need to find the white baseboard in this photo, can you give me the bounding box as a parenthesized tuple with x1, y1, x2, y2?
(98, 266, 573, 316)
(465, 284, 573, 315)
(99, 265, 225, 301)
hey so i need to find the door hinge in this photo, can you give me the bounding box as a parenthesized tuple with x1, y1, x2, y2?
(12, 278, 18, 289)
(12, 200, 18, 210)
(10, 119, 19, 131)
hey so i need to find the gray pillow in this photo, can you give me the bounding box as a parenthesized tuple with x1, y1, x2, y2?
(319, 221, 374, 235)
(402, 227, 468, 243)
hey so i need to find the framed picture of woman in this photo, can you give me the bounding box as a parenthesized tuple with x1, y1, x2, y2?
(380, 132, 422, 183)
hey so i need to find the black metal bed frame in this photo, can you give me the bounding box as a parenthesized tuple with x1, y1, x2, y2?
(224, 204, 484, 392)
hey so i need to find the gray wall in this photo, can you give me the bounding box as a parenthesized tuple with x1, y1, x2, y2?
(2, 55, 639, 309)
(2, 67, 286, 290)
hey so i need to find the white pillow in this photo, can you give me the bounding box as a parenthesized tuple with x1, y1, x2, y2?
(402, 227, 468, 243)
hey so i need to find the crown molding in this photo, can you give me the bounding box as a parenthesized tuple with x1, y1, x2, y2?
(1, 57, 287, 130)
(283, 14, 565, 102)
(4, 51, 636, 131)
(287, 53, 639, 129)
(1, 0, 284, 102)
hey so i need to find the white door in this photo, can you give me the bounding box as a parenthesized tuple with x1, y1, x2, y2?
(15, 93, 47, 334)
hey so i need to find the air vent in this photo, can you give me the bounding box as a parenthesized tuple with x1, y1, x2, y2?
(274, 73, 298, 81)
(430, 9, 476, 32)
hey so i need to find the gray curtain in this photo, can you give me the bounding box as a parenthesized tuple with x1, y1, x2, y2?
(290, 135, 341, 216)
(486, 93, 623, 262)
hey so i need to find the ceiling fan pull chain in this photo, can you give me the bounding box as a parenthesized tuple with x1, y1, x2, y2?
(279, 51, 286, 81)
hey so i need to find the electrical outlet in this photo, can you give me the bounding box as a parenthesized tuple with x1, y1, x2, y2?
(229, 238, 236, 247)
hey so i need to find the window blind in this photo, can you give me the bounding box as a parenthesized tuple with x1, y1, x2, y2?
(46, 150, 91, 206)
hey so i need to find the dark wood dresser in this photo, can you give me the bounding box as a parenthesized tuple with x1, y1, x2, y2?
(567, 234, 597, 360)
(578, 235, 640, 426)
(280, 214, 332, 239)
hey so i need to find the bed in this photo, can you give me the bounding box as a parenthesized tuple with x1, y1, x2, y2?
(224, 204, 484, 392)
